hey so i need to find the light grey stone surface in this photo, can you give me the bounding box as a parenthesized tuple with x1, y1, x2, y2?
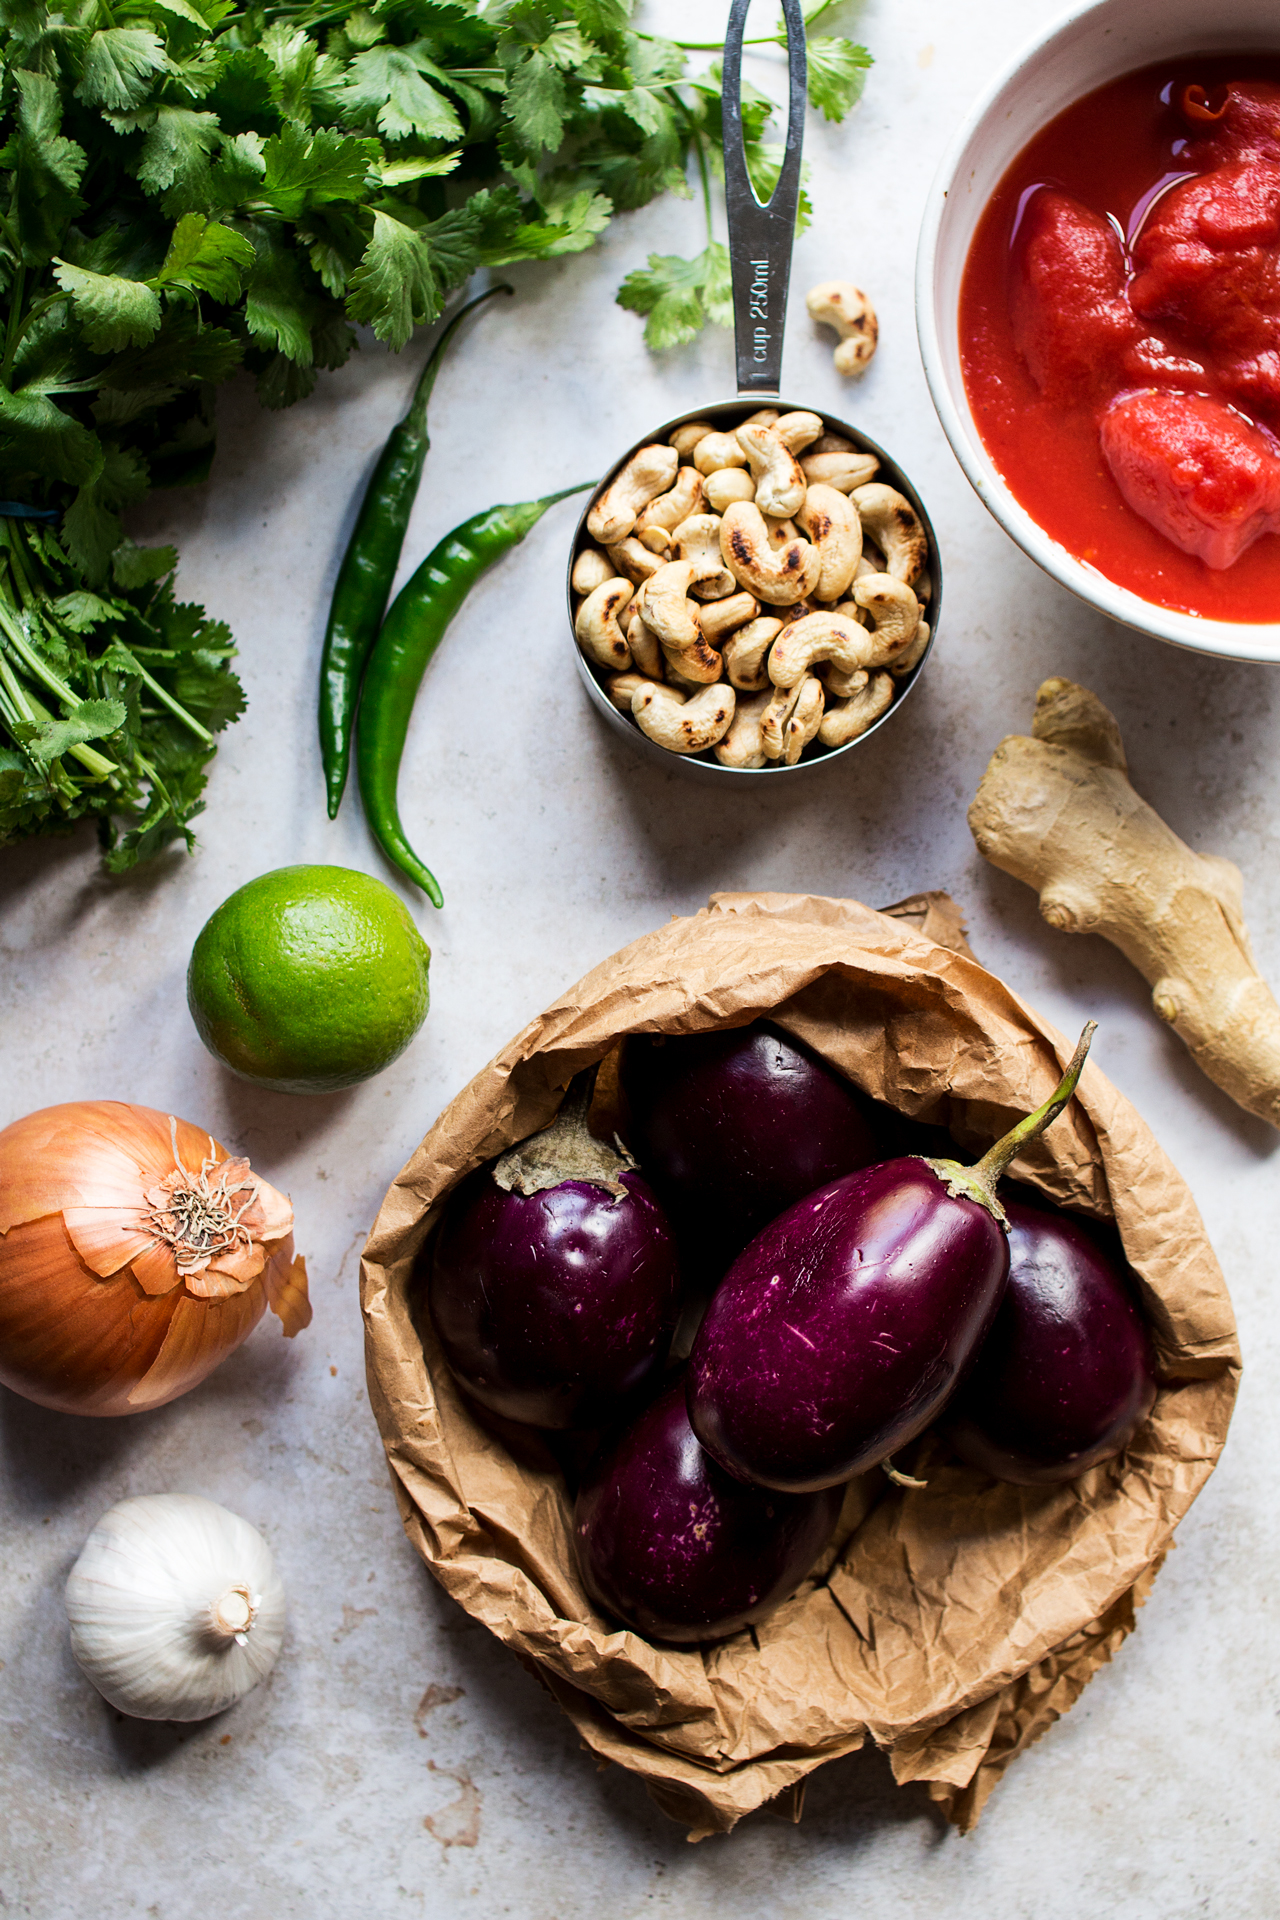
(1, 2, 1277, 1914)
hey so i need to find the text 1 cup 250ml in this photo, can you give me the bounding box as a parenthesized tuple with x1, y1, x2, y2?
(567, 0, 941, 776)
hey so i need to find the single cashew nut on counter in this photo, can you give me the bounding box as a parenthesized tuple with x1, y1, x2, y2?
(587, 444, 679, 546)
(605, 670, 659, 713)
(719, 502, 823, 604)
(782, 673, 825, 764)
(714, 689, 773, 768)
(851, 483, 928, 586)
(571, 547, 614, 596)
(853, 571, 921, 666)
(672, 514, 737, 601)
(722, 615, 783, 691)
(694, 431, 750, 476)
(767, 609, 873, 688)
(699, 591, 759, 645)
(797, 483, 863, 602)
(704, 468, 756, 512)
(800, 448, 881, 493)
(637, 559, 702, 650)
(772, 411, 825, 454)
(807, 282, 879, 377)
(574, 578, 633, 671)
(736, 423, 807, 518)
(669, 419, 715, 459)
(635, 467, 705, 553)
(632, 680, 735, 754)
(818, 671, 893, 747)
(606, 536, 665, 584)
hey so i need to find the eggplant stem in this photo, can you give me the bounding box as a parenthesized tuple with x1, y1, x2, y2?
(883, 1458, 928, 1490)
(491, 1063, 637, 1199)
(972, 1022, 1097, 1195)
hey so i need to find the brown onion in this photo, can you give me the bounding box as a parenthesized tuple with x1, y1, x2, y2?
(0, 1102, 310, 1416)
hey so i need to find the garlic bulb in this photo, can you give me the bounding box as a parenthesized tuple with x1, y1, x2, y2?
(65, 1495, 285, 1721)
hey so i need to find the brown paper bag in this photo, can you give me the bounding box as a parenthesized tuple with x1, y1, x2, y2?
(361, 892, 1238, 1838)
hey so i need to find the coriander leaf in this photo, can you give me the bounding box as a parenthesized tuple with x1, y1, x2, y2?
(582, 83, 667, 137)
(157, 211, 256, 301)
(52, 259, 163, 351)
(806, 37, 871, 121)
(112, 540, 178, 588)
(0, 385, 103, 486)
(346, 206, 437, 348)
(62, 442, 150, 583)
(209, 130, 267, 206)
(137, 105, 221, 200)
(616, 244, 730, 351)
(504, 51, 565, 153)
(421, 202, 484, 288)
(102, 315, 243, 392)
(75, 29, 168, 112)
(376, 150, 462, 187)
(260, 24, 320, 124)
(20, 698, 128, 765)
(243, 227, 320, 362)
(569, 0, 632, 37)
(12, 69, 87, 263)
(51, 589, 125, 631)
(338, 44, 464, 142)
(260, 120, 377, 217)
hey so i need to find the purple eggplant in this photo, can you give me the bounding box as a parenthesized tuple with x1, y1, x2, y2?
(573, 1381, 843, 1644)
(619, 1024, 886, 1273)
(944, 1192, 1157, 1485)
(687, 1026, 1097, 1493)
(429, 1071, 680, 1430)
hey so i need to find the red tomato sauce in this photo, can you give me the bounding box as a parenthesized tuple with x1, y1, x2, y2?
(959, 57, 1280, 623)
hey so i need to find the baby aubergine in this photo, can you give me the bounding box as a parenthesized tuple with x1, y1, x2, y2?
(619, 1024, 886, 1273)
(687, 1026, 1097, 1493)
(573, 1381, 843, 1644)
(429, 1070, 680, 1430)
(944, 1192, 1157, 1485)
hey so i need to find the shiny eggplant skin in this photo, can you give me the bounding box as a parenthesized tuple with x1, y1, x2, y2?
(429, 1170, 680, 1430)
(573, 1382, 843, 1644)
(619, 1024, 885, 1273)
(686, 1158, 1011, 1491)
(945, 1195, 1157, 1485)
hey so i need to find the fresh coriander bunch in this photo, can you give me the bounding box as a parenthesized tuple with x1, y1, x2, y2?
(0, 0, 869, 865)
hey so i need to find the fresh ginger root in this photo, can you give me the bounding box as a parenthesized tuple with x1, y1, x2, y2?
(969, 676, 1280, 1129)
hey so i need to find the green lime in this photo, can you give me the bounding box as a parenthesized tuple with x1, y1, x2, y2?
(187, 865, 431, 1094)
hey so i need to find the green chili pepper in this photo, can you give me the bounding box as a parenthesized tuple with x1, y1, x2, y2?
(318, 283, 513, 820)
(356, 482, 593, 907)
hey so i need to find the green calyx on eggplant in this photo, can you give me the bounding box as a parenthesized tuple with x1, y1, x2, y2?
(686, 1024, 1098, 1494)
(428, 1067, 681, 1431)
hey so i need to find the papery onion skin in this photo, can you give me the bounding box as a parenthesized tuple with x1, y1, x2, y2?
(0, 1101, 309, 1417)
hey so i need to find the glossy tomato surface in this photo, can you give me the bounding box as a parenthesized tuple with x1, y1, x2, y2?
(429, 1169, 680, 1430)
(946, 1194, 1157, 1485)
(687, 1158, 1010, 1491)
(573, 1382, 842, 1644)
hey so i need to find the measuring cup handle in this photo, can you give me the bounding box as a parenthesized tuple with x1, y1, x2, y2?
(722, 0, 807, 395)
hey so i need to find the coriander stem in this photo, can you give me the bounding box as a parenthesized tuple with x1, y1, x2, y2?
(693, 132, 714, 246)
(121, 653, 215, 746)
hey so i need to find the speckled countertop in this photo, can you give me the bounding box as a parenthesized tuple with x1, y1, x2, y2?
(2, 2, 1277, 1915)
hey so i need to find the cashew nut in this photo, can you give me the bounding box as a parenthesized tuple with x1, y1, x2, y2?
(800, 448, 881, 493)
(772, 411, 824, 454)
(767, 609, 871, 688)
(822, 662, 868, 699)
(694, 431, 750, 476)
(722, 615, 783, 691)
(811, 431, 853, 453)
(736, 423, 807, 518)
(742, 407, 780, 427)
(606, 537, 665, 584)
(703, 468, 756, 512)
(714, 689, 773, 768)
(669, 419, 715, 459)
(571, 547, 613, 596)
(818, 672, 893, 747)
(853, 571, 921, 666)
(851, 483, 928, 586)
(806, 282, 879, 377)
(574, 578, 633, 671)
(672, 514, 737, 601)
(699, 590, 759, 645)
(782, 674, 825, 765)
(637, 560, 701, 650)
(760, 673, 822, 761)
(588, 444, 679, 545)
(660, 636, 723, 685)
(635, 467, 705, 553)
(626, 610, 665, 680)
(796, 483, 862, 602)
(605, 670, 659, 713)
(632, 681, 735, 754)
(719, 502, 822, 604)
(765, 515, 801, 551)
(889, 617, 930, 678)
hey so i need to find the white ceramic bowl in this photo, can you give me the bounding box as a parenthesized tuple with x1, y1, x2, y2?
(916, 0, 1280, 665)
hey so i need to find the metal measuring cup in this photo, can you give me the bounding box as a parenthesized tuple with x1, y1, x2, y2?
(567, 0, 939, 777)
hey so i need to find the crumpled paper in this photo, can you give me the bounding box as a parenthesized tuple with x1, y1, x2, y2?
(360, 891, 1239, 1838)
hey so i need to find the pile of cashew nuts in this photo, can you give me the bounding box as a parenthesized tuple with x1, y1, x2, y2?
(570, 407, 931, 766)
